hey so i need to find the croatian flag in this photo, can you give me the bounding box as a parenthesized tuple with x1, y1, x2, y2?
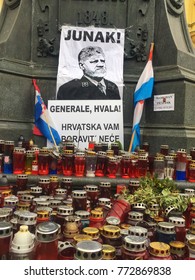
(33, 79, 61, 145)
(130, 43, 154, 152)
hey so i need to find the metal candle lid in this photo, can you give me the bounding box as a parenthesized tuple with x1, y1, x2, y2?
(128, 226, 148, 238)
(82, 227, 99, 240)
(84, 185, 98, 192)
(17, 211, 37, 225)
(157, 222, 175, 234)
(75, 240, 102, 260)
(20, 194, 35, 203)
(72, 190, 87, 198)
(4, 195, 19, 207)
(35, 221, 60, 242)
(101, 225, 121, 239)
(57, 205, 73, 216)
(128, 211, 143, 221)
(90, 209, 103, 219)
(99, 182, 111, 187)
(0, 221, 13, 237)
(30, 186, 42, 194)
(98, 197, 111, 206)
(0, 208, 11, 222)
(36, 206, 53, 215)
(123, 235, 146, 252)
(55, 188, 67, 195)
(17, 174, 28, 179)
(149, 242, 170, 257)
(102, 244, 116, 260)
(169, 241, 186, 256)
(61, 177, 72, 183)
(168, 216, 185, 227)
(75, 210, 90, 219)
(39, 177, 50, 183)
(106, 216, 120, 226)
(73, 234, 93, 244)
(129, 179, 140, 187)
(49, 199, 61, 208)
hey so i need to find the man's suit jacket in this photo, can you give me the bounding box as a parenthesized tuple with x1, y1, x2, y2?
(57, 76, 121, 100)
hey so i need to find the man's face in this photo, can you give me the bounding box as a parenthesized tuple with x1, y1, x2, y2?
(80, 53, 106, 80)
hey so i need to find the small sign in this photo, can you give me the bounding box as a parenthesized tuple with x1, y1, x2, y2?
(153, 93, 175, 111)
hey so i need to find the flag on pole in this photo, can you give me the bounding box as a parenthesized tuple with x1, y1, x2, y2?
(32, 79, 61, 146)
(129, 43, 154, 152)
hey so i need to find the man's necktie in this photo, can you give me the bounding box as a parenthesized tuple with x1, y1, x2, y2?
(97, 82, 106, 95)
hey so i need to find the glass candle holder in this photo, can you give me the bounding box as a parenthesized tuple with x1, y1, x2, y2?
(49, 152, 58, 174)
(74, 240, 103, 260)
(156, 222, 176, 244)
(169, 240, 187, 260)
(121, 235, 148, 260)
(99, 182, 112, 199)
(3, 140, 15, 174)
(188, 161, 195, 182)
(164, 155, 175, 180)
(61, 150, 74, 176)
(85, 151, 97, 177)
(190, 147, 195, 160)
(13, 147, 26, 174)
(106, 156, 119, 178)
(16, 174, 28, 192)
(148, 242, 172, 260)
(60, 177, 73, 197)
(72, 190, 87, 212)
(31, 160, 38, 175)
(65, 141, 75, 153)
(88, 141, 95, 151)
(95, 151, 107, 177)
(35, 221, 60, 260)
(84, 185, 99, 209)
(49, 176, 59, 196)
(25, 150, 34, 175)
(0, 140, 5, 154)
(0, 153, 3, 174)
(89, 209, 104, 229)
(101, 142, 109, 152)
(0, 221, 13, 260)
(137, 155, 148, 178)
(58, 241, 76, 260)
(120, 154, 131, 179)
(175, 148, 187, 181)
(111, 142, 120, 156)
(38, 148, 49, 175)
(31, 146, 40, 161)
(38, 177, 50, 195)
(160, 144, 169, 156)
(153, 156, 165, 179)
(74, 152, 85, 177)
(168, 216, 186, 243)
(128, 179, 140, 194)
(129, 156, 138, 178)
(94, 143, 103, 153)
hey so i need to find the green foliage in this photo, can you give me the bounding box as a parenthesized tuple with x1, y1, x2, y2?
(121, 174, 189, 213)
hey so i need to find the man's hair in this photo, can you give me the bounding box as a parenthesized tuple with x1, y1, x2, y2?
(78, 46, 105, 64)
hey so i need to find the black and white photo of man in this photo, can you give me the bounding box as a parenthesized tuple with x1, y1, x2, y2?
(57, 46, 121, 100)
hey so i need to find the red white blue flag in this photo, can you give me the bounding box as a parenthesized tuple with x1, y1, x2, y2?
(130, 43, 154, 152)
(33, 79, 61, 145)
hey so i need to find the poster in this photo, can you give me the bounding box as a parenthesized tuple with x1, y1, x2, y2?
(51, 26, 125, 149)
(56, 25, 125, 100)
